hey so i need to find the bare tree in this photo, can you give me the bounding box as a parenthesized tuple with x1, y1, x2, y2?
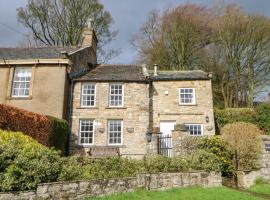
(212, 6, 270, 107)
(131, 4, 214, 70)
(17, 0, 119, 62)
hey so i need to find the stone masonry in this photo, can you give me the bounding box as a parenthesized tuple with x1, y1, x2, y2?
(152, 80, 215, 136)
(0, 172, 222, 200)
(70, 82, 150, 158)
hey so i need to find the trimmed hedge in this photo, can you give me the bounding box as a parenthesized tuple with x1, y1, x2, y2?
(47, 116, 69, 153)
(256, 103, 270, 135)
(0, 104, 68, 152)
(215, 104, 270, 135)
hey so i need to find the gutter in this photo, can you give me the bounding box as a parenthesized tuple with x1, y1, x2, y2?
(0, 59, 70, 65)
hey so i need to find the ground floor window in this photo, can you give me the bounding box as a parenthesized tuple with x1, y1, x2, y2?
(79, 119, 94, 145)
(108, 120, 123, 145)
(184, 124, 203, 136)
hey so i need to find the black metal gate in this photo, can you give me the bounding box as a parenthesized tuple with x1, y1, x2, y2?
(157, 134, 173, 157)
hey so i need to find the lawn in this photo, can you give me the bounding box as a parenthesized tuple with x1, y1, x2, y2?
(249, 183, 270, 196)
(88, 187, 263, 200)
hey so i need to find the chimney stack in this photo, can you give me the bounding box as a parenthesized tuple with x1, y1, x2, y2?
(154, 64, 158, 76)
(82, 18, 98, 51)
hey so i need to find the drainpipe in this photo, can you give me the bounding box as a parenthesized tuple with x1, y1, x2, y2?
(67, 78, 75, 155)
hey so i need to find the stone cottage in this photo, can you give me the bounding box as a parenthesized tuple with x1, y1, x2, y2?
(0, 20, 97, 119)
(0, 20, 215, 157)
(70, 64, 215, 158)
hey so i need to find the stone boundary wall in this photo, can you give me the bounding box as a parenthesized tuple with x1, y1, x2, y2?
(0, 172, 221, 200)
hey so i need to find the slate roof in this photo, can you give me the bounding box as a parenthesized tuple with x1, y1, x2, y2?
(75, 65, 210, 82)
(150, 70, 210, 80)
(75, 64, 148, 82)
(0, 46, 80, 60)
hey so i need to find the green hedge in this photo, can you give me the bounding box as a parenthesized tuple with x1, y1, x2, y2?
(255, 103, 270, 135)
(215, 104, 270, 135)
(0, 104, 69, 153)
(0, 130, 224, 192)
(47, 116, 69, 153)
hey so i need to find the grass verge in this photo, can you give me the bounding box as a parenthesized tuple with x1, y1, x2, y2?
(88, 187, 264, 200)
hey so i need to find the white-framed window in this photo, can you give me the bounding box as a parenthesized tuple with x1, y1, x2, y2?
(12, 67, 32, 97)
(184, 124, 203, 136)
(79, 119, 94, 145)
(81, 83, 96, 107)
(179, 88, 196, 105)
(108, 120, 123, 145)
(109, 83, 124, 107)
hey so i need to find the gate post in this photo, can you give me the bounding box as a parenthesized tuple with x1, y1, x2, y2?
(172, 124, 189, 157)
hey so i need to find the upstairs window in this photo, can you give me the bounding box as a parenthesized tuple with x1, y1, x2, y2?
(81, 83, 96, 107)
(179, 88, 196, 105)
(108, 120, 123, 145)
(12, 67, 32, 97)
(79, 119, 94, 145)
(109, 83, 123, 107)
(185, 124, 203, 136)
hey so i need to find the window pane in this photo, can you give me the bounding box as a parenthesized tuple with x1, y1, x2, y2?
(12, 68, 32, 97)
(79, 119, 94, 145)
(109, 84, 123, 107)
(81, 83, 95, 107)
(179, 88, 195, 104)
(185, 124, 202, 136)
(108, 120, 122, 144)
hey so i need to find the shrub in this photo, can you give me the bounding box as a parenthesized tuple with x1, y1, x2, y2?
(47, 116, 69, 152)
(58, 156, 83, 181)
(185, 149, 222, 172)
(200, 136, 233, 176)
(0, 104, 52, 146)
(221, 122, 262, 171)
(256, 103, 270, 135)
(215, 108, 256, 133)
(82, 157, 143, 179)
(0, 130, 62, 191)
(0, 104, 69, 152)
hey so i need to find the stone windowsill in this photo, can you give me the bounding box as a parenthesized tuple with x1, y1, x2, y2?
(76, 107, 99, 109)
(105, 107, 127, 109)
(179, 104, 198, 106)
(7, 96, 33, 100)
(78, 144, 127, 148)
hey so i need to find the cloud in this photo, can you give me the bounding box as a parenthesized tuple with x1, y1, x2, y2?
(0, 0, 269, 63)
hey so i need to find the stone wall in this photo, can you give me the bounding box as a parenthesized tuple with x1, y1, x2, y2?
(0, 172, 222, 200)
(260, 135, 270, 182)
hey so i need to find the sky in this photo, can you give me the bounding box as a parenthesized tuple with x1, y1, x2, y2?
(0, 0, 270, 64)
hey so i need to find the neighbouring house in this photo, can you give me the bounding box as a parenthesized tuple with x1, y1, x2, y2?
(70, 64, 215, 158)
(0, 20, 97, 119)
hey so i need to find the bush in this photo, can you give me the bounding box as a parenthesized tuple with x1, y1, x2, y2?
(0, 104, 69, 152)
(58, 156, 84, 181)
(215, 108, 256, 133)
(82, 157, 143, 179)
(47, 116, 69, 152)
(221, 122, 262, 171)
(256, 103, 270, 135)
(0, 130, 62, 191)
(200, 136, 233, 175)
(185, 149, 222, 172)
(0, 104, 52, 146)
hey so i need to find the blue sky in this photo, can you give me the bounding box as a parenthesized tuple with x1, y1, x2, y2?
(0, 0, 269, 64)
